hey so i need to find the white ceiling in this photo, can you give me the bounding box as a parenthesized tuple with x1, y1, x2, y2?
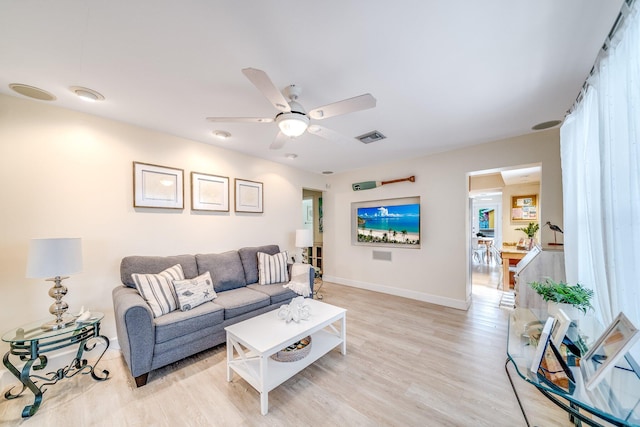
(0, 1, 623, 174)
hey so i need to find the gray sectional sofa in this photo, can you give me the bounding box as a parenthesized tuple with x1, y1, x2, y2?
(112, 244, 313, 387)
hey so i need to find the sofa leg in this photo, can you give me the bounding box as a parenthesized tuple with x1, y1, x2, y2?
(134, 373, 149, 387)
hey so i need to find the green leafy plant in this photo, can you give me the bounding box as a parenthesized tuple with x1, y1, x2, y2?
(515, 222, 540, 238)
(529, 279, 594, 313)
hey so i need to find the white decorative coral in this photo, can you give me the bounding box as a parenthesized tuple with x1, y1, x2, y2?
(277, 296, 311, 323)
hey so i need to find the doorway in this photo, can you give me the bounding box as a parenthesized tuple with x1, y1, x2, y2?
(468, 164, 542, 294)
(470, 192, 502, 289)
(302, 189, 323, 272)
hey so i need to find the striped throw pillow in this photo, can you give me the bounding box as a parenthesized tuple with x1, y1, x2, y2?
(132, 264, 184, 317)
(172, 271, 217, 311)
(257, 251, 289, 285)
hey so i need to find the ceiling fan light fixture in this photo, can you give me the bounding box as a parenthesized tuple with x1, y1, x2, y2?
(276, 113, 309, 137)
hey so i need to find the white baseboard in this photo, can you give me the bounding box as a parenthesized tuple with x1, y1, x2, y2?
(323, 275, 469, 310)
(0, 336, 119, 391)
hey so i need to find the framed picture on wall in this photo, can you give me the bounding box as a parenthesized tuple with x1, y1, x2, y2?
(191, 172, 229, 212)
(234, 179, 263, 213)
(133, 162, 184, 209)
(511, 194, 538, 221)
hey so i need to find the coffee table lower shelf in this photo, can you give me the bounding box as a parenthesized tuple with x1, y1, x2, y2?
(231, 329, 341, 384)
(225, 302, 347, 415)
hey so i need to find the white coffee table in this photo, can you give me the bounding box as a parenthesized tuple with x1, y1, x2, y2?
(225, 299, 346, 415)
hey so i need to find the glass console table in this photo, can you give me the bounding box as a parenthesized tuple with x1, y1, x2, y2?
(506, 307, 640, 426)
(2, 312, 110, 418)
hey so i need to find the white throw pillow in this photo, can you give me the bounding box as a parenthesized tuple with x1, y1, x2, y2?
(132, 264, 184, 317)
(172, 271, 217, 311)
(257, 251, 289, 285)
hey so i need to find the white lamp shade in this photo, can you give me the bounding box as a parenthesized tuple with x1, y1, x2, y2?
(26, 238, 83, 278)
(295, 229, 313, 248)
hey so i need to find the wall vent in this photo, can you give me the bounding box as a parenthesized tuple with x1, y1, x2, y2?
(356, 130, 386, 144)
(372, 250, 392, 261)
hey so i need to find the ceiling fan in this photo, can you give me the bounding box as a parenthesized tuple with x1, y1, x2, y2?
(206, 68, 376, 149)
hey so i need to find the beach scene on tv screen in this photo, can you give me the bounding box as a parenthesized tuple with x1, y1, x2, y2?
(357, 203, 420, 245)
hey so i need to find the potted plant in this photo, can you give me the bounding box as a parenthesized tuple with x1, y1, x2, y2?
(515, 222, 539, 249)
(529, 278, 594, 319)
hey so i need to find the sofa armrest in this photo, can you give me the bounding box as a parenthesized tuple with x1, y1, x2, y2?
(287, 262, 315, 296)
(112, 286, 155, 379)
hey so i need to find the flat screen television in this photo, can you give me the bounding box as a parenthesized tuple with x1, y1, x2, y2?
(352, 197, 420, 248)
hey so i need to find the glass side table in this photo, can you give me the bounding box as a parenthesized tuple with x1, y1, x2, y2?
(506, 307, 640, 427)
(2, 312, 110, 418)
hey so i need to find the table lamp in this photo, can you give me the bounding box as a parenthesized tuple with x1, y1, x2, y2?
(295, 229, 313, 263)
(26, 238, 83, 330)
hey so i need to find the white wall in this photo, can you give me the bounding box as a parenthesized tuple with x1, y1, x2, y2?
(322, 129, 563, 309)
(0, 94, 326, 357)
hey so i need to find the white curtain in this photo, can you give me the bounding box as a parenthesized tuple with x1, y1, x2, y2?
(560, 1, 640, 331)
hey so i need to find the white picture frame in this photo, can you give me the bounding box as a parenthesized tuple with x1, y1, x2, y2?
(234, 179, 263, 213)
(551, 309, 572, 348)
(133, 162, 184, 209)
(581, 312, 640, 390)
(530, 316, 555, 373)
(191, 172, 229, 212)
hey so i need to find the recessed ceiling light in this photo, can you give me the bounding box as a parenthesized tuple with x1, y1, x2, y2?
(212, 130, 231, 139)
(532, 120, 561, 131)
(70, 86, 105, 102)
(285, 153, 298, 160)
(9, 83, 56, 101)
(322, 171, 334, 175)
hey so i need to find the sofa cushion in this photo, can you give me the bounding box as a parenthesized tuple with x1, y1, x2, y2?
(247, 283, 298, 305)
(196, 251, 246, 292)
(257, 251, 289, 285)
(121, 254, 198, 288)
(154, 301, 224, 344)
(172, 271, 217, 311)
(131, 264, 184, 318)
(213, 287, 270, 320)
(238, 245, 280, 284)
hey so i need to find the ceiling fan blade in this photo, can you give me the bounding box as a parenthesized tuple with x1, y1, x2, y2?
(309, 93, 376, 120)
(242, 68, 291, 112)
(307, 125, 353, 142)
(206, 117, 274, 123)
(269, 131, 290, 150)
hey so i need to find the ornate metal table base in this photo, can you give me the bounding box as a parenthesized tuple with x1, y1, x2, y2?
(2, 316, 109, 418)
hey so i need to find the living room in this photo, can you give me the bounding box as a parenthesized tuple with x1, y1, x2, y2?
(1, 1, 638, 425)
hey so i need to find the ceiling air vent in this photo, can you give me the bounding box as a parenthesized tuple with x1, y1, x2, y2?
(356, 130, 386, 144)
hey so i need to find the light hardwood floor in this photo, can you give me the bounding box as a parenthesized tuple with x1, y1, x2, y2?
(1, 279, 574, 426)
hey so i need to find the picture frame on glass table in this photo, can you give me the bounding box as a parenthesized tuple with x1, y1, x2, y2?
(133, 162, 184, 209)
(191, 172, 229, 212)
(551, 308, 572, 348)
(530, 316, 555, 373)
(581, 312, 640, 391)
(537, 338, 575, 393)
